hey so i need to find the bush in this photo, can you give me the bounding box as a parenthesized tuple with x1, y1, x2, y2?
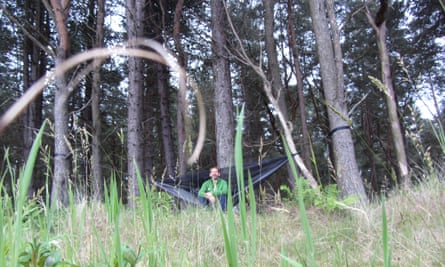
(280, 181, 358, 212)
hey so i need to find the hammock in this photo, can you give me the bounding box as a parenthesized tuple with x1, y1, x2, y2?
(153, 156, 289, 207)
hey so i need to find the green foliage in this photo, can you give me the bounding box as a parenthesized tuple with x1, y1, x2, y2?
(10, 121, 47, 266)
(314, 185, 358, 212)
(113, 244, 142, 267)
(104, 174, 124, 267)
(280, 182, 358, 212)
(18, 239, 77, 267)
(137, 186, 172, 214)
(280, 180, 315, 206)
(430, 120, 445, 157)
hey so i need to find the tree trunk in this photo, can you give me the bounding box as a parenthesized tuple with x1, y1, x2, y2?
(366, 3, 411, 188)
(309, 0, 367, 202)
(263, 0, 287, 121)
(286, 0, 312, 170)
(23, 0, 45, 196)
(143, 72, 154, 183)
(126, 0, 145, 207)
(157, 63, 176, 178)
(264, 0, 299, 188)
(91, 0, 105, 201)
(240, 65, 264, 162)
(362, 105, 379, 192)
(50, 0, 71, 207)
(226, 0, 318, 188)
(211, 0, 234, 168)
(173, 0, 187, 175)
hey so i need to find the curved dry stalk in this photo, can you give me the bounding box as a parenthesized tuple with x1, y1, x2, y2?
(187, 78, 206, 165)
(0, 39, 206, 165)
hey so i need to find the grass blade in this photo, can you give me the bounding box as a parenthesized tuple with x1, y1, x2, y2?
(235, 105, 248, 241)
(12, 120, 47, 265)
(283, 137, 317, 267)
(381, 196, 391, 267)
(220, 183, 238, 267)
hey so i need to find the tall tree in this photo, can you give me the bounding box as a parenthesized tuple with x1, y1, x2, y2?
(91, 0, 105, 200)
(263, 0, 296, 187)
(50, 0, 71, 207)
(126, 0, 145, 207)
(157, 63, 176, 178)
(211, 0, 234, 168)
(227, 1, 318, 187)
(142, 66, 156, 182)
(22, 0, 47, 196)
(286, 0, 312, 170)
(366, 1, 410, 188)
(308, 0, 367, 202)
(173, 0, 188, 176)
(263, 0, 288, 125)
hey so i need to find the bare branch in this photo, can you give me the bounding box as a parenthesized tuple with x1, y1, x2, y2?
(348, 92, 369, 117)
(222, 1, 318, 187)
(0, 3, 55, 57)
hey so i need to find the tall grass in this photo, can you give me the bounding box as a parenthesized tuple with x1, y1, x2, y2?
(282, 139, 317, 267)
(0, 112, 444, 266)
(135, 161, 165, 265)
(381, 197, 391, 267)
(11, 120, 47, 265)
(104, 173, 124, 266)
(219, 105, 258, 266)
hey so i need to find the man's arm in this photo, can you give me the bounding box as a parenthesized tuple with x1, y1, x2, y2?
(198, 180, 210, 197)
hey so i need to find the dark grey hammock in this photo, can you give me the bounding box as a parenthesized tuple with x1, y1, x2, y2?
(153, 156, 289, 207)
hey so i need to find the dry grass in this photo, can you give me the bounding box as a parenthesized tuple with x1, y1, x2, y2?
(41, 177, 444, 266)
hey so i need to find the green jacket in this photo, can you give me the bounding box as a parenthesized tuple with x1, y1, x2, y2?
(198, 178, 228, 197)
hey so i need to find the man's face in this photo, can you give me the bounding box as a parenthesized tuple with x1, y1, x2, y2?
(209, 168, 220, 180)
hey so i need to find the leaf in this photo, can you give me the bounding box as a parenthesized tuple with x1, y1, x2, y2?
(368, 75, 390, 97)
(281, 254, 304, 267)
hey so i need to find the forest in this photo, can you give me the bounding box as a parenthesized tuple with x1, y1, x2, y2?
(0, 0, 444, 266)
(0, 0, 444, 207)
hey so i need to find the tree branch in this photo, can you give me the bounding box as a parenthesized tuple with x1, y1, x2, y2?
(0, 3, 55, 57)
(222, 1, 318, 187)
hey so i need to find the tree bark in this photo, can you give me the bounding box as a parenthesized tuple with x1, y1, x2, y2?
(126, 0, 145, 207)
(23, 0, 45, 196)
(173, 0, 187, 175)
(264, 0, 299, 188)
(143, 73, 154, 183)
(157, 63, 176, 178)
(287, 0, 312, 170)
(366, 2, 410, 188)
(211, 0, 235, 168)
(91, 0, 105, 201)
(50, 0, 71, 207)
(309, 0, 367, 202)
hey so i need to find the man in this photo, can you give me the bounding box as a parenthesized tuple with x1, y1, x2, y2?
(198, 166, 228, 211)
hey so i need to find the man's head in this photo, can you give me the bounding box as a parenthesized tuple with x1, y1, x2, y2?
(209, 166, 220, 181)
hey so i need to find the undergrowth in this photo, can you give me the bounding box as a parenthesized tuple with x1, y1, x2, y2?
(0, 114, 444, 266)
